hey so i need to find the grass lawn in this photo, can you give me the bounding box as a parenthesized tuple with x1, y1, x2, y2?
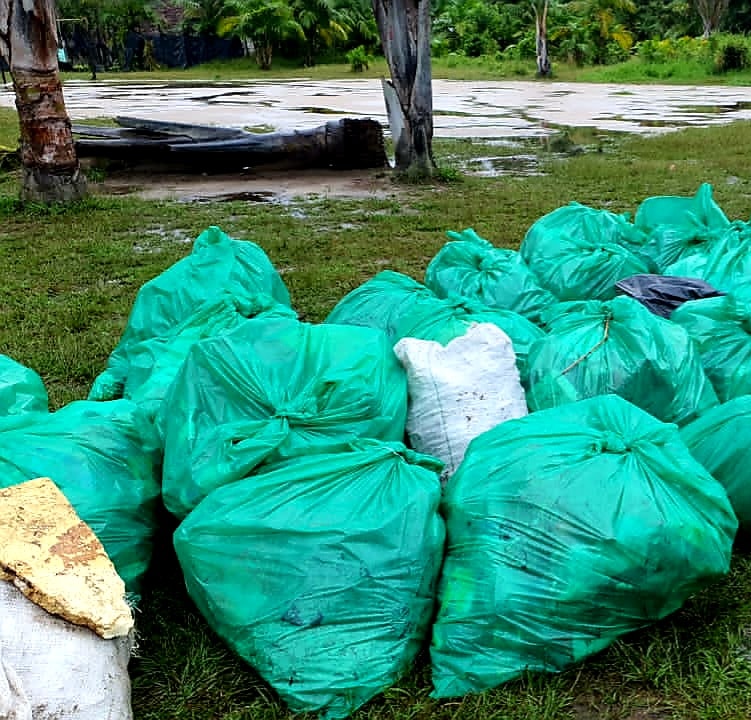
(53, 54, 751, 85)
(3, 102, 751, 718)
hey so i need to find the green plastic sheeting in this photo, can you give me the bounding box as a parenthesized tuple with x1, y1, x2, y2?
(174, 439, 445, 719)
(431, 395, 736, 698)
(665, 221, 751, 292)
(520, 202, 652, 301)
(326, 271, 544, 383)
(0, 355, 48, 416)
(160, 317, 408, 519)
(89, 226, 291, 401)
(526, 296, 717, 425)
(634, 184, 730, 270)
(635, 183, 729, 232)
(671, 290, 751, 403)
(682, 396, 751, 529)
(0, 400, 161, 595)
(124, 291, 296, 422)
(425, 229, 557, 325)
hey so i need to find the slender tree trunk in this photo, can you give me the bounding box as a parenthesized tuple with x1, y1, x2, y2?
(0, 0, 86, 203)
(695, 0, 730, 38)
(533, 1, 551, 78)
(255, 39, 273, 69)
(373, 0, 435, 178)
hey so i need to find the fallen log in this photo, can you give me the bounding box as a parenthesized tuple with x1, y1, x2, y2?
(113, 116, 248, 142)
(74, 117, 387, 172)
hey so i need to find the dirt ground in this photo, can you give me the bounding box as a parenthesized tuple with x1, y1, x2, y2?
(98, 165, 396, 203)
(6, 78, 751, 201)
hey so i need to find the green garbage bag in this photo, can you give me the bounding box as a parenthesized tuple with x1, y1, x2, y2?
(431, 395, 736, 698)
(671, 290, 751, 403)
(665, 221, 751, 292)
(326, 271, 544, 383)
(635, 183, 729, 233)
(160, 317, 408, 519)
(174, 439, 445, 719)
(682, 396, 751, 529)
(123, 291, 297, 423)
(89, 226, 291, 401)
(0, 355, 48, 416)
(0, 400, 161, 595)
(520, 202, 652, 301)
(634, 184, 730, 270)
(526, 296, 718, 425)
(424, 229, 557, 325)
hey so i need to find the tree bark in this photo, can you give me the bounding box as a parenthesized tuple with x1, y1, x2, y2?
(372, 0, 435, 178)
(0, 0, 87, 203)
(533, 1, 551, 78)
(695, 0, 730, 38)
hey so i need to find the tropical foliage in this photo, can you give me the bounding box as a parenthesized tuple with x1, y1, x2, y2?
(53, 0, 751, 71)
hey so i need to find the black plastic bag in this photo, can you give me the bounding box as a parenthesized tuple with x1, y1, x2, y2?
(615, 274, 723, 318)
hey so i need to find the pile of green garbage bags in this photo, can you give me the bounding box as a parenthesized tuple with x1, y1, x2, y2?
(3, 179, 751, 717)
(327, 270, 543, 382)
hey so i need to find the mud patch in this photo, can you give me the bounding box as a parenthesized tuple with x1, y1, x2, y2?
(100, 167, 397, 204)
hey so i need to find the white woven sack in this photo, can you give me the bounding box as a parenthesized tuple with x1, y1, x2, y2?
(394, 323, 528, 484)
(0, 581, 132, 720)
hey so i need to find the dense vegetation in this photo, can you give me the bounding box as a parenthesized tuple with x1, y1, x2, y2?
(53, 0, 751, 72)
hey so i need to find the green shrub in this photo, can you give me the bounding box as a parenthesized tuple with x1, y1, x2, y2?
(636, 36, 711, 65)
(346, 45, 374, 72)
(713, 35, 751, 73)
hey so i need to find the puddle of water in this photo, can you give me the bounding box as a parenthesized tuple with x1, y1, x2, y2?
(183, 190, 276, 203)
(638, 118, 691, 128)
(462, 154, 543, 178)
(295, 106, 350, 115)
(679, 101, 751, 113)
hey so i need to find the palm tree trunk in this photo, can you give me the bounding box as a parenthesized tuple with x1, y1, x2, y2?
(373, 0, 435, 178)
(533, 1, 551, 77)
(0, 0, 87, 203)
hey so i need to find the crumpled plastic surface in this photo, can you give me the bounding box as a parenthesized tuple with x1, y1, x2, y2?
(615, 274, 724, 318)
(671, 289, 751, 403)
(425, 229, 556, 324)
(0, 355, 48, 417)
(159, 317, 408, 519)
(326, 270, 544, 383)
(123, 291, 296, 423)
(174, 439, 445, 719)
(89, 226, 291, 401)
(665, 220, 751, 292)
(526, 296, 718, 425)
(682, 395, 751, 529)
(520, 202, 653, 301)
(431, 395, 737, 698)
(0, 400, 161, 595)
(634, 183, 730, 270)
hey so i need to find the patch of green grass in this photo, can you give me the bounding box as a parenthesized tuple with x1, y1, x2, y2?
(3, 121, 751, 719)
(58, 53, 751, 85)
(566, 57, 751, 85)
(0, 106, 19, 148)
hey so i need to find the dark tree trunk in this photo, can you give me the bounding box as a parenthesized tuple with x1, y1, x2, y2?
(75, 117, 388, 172)
(0, 0, 86, 203)
(533, 1, 551, 78)
(372, 0, 435, 178)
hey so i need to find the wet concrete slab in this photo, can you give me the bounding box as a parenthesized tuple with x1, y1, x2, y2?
(4, 78, 751, 139)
